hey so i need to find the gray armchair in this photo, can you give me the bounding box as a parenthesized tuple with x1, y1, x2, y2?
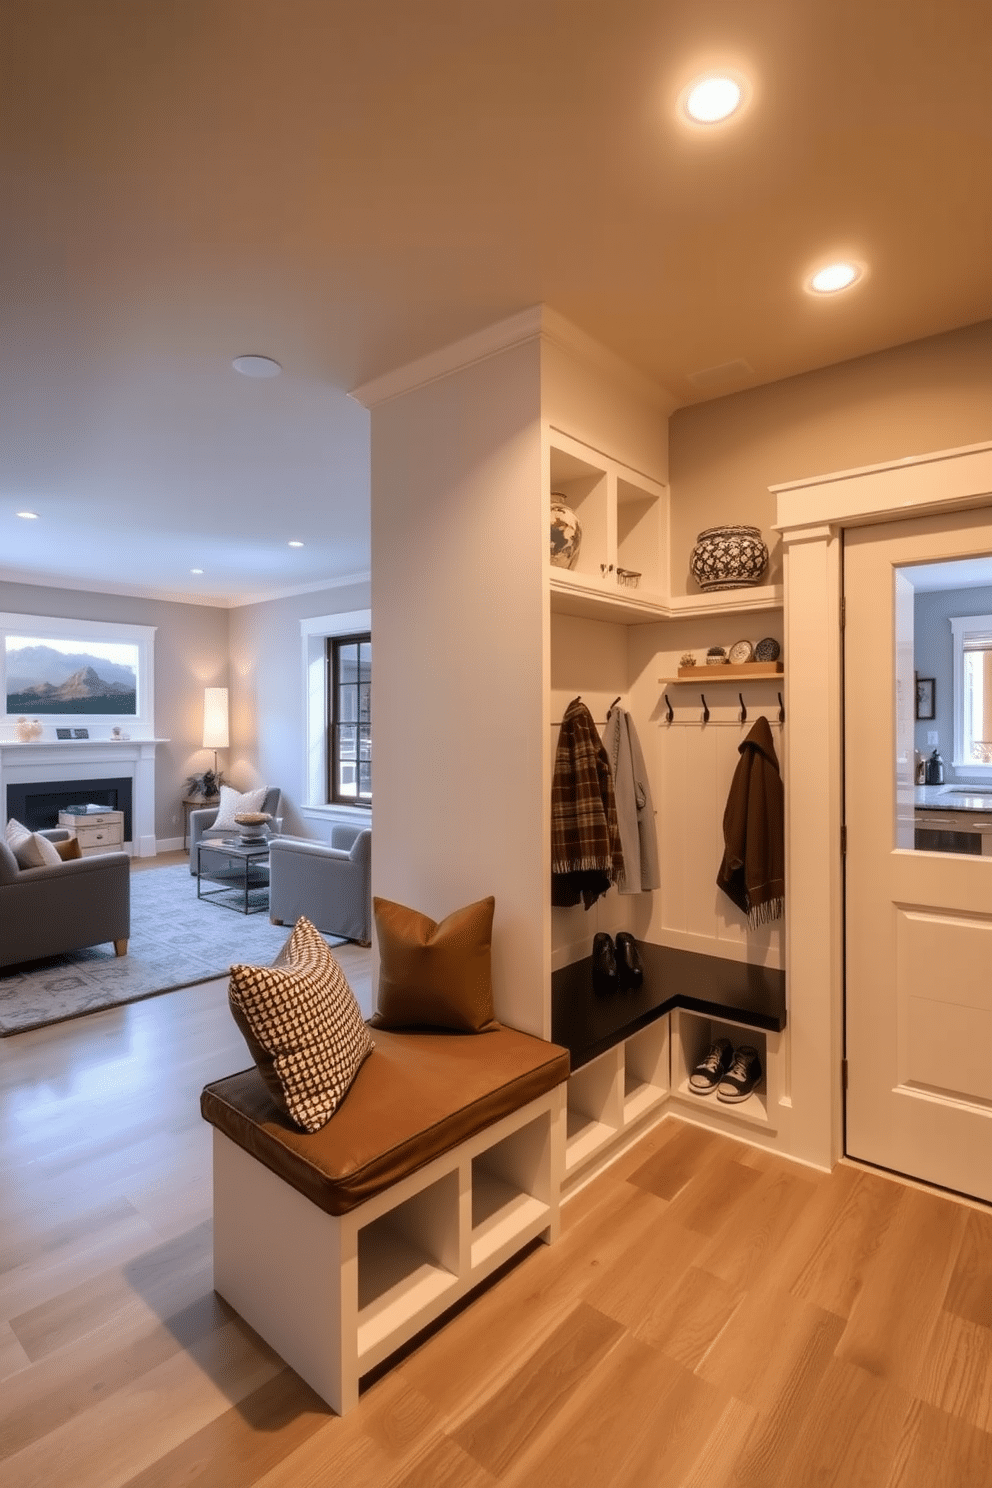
(188, 787, 282, 874)
(0, 830, 130, 968)
(268, 825, 372, 945)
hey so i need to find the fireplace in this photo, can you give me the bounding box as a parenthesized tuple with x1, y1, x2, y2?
(7, 776, 133, 839)
(0, 738, 160, 856)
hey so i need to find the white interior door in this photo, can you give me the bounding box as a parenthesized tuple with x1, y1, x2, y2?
(845, 505, 992, 1201)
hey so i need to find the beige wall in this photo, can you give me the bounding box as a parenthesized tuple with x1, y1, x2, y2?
(669, 319, 992, 596)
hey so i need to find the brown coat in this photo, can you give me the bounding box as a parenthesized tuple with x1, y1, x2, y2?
(717, 715, 784, 925)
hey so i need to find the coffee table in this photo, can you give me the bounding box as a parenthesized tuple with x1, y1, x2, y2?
(197, 839, 270, 914)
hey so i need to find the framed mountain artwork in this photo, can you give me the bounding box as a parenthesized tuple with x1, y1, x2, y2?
(1, 614, 156, 736)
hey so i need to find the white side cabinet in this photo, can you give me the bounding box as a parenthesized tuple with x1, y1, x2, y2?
(58, 808, 125, 856)
(565, 1019, 670, 1188)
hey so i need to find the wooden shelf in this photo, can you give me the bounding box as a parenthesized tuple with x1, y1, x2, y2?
(666, 584, 783, 617)
(659, 665, 785, 683)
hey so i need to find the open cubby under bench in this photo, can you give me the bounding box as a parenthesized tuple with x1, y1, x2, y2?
(200, 1024, 569, 1415)
(552, 943, 787, 1173)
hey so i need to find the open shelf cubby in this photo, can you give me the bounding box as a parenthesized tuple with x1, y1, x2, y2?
(669, 1008, 780, 1132)
(356, 1170, 460, 1358)
(471, 1113, 554, 1268)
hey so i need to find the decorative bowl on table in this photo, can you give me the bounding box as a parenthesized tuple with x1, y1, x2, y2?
(234, 812, 272, 843)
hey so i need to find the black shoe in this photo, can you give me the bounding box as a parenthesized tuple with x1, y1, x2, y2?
(716, 1045, 763, 1104)
(614, 932, 643, 990)
(688, 1038, 734, 1095)
(591, 933, 619, 995)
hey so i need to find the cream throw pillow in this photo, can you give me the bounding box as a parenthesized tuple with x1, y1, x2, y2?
(212, 784, 268, 830)
(229, 917, 373, 1132)
(5, 818, 62, 869)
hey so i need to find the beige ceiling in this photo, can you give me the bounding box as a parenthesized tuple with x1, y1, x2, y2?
(2, 0, 991, 604)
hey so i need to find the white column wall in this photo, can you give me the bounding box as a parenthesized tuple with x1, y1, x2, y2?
(368, 340, 547, 1037)
(780, 525, 845, 1168)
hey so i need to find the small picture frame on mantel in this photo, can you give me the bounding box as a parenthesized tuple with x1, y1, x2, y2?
(72, 727, 90, 739)
(915, 677, 935, 721)
(56, 727, 72, 739)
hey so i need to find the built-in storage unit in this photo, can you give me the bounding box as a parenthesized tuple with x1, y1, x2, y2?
(553, 943, 786, 1185)
(363, 307, 791, 1188)
(213, 1083, 565, 1415)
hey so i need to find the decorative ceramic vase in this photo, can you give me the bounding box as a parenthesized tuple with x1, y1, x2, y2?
(550, 496, 582, 570)
(689, 525, 769, 592)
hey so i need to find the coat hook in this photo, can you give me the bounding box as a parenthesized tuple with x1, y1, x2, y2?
(738, 692, 747, 724)
(664, 692, 674, 724)
(609, 695, 621, 713)
(778, 691, 786, 724)
(701, 692, 710, 724)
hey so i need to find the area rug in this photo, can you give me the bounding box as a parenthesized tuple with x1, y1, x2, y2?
(0, 863, 329, 1036)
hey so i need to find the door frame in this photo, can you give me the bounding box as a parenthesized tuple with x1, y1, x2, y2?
(773, 440, 992, 1172)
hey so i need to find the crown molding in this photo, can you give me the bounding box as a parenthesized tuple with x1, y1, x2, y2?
(0, 566, 372, 611)
(349, 304, 674, 413)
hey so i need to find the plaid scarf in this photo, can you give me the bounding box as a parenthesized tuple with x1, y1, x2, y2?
(551, 698, 624, 908)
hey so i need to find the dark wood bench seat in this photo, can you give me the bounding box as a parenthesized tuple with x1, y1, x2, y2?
(552, 942, 786, 1070)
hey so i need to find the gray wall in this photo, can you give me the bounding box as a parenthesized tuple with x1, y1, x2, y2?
(228, 580, 371, 837)
(0, 580, 229, 841)
(914, 583, 992, 780)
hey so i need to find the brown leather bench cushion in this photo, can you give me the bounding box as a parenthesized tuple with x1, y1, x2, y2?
(201, 1023, 570, 1217)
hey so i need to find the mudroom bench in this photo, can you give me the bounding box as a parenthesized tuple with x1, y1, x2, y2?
(201, 1024, 569, 1415)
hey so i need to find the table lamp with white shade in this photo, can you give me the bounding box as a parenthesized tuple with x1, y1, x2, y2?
(202, 686, 229, 795)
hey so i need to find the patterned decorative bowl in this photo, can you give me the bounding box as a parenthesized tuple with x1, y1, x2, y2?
(234, 812, 271, 842)
(550, 497, 582, 569)
(690, 525, 769, 592)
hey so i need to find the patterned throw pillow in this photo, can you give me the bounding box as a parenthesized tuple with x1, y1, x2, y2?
(4, 818, 62, 869)
(229, 916, 373, 1132)
(212, 784, 269, 831)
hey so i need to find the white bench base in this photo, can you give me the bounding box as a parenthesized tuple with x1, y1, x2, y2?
(212, 1083, 566, 1414)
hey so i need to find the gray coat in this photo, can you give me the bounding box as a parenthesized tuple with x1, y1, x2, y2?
(602, 707, 660, 894)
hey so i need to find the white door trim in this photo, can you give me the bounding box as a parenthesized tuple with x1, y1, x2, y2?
(774, 440, 992, 1172)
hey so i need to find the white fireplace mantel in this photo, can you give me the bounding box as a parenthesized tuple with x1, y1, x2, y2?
(0, 739, 168, 857)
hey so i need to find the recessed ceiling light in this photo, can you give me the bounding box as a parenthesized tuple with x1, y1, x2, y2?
(191, 568, 204, 575)
(232, 355, 282, 378)
(682, 73, 743, 124)
(808, 261, 862, 294)
(288, 540, 304, 548)
(16, 510, 39, 519)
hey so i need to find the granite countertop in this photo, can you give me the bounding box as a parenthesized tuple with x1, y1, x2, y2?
(915, 784, 992, 813)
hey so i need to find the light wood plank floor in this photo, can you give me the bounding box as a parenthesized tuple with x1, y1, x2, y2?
(2, 917, 991, 1484)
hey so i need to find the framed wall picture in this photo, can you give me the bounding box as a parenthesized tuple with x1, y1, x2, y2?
(1, 612, 155, 736)
(916, 676, 935, 720)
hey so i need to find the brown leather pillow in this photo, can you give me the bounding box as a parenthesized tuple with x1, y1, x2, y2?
(373, 895, 497, 1033)
(54, 836, 83, 861)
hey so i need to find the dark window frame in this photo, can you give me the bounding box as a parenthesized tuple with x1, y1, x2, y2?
(327, 632, 372, 807)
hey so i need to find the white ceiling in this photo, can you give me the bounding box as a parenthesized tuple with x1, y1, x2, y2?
(2, 1, 991, 606)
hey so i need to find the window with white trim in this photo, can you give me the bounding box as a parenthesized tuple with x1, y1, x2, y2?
(951, 614, 992, 769)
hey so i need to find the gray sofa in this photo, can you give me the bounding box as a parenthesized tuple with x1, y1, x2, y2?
(268, 825, 372, 945)
(188, 787, 282, 874)
(0, 830, 130, 968)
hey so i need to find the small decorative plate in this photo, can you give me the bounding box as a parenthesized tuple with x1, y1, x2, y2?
(728, 639, 753, 664)
(754, 637, 781, 662)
